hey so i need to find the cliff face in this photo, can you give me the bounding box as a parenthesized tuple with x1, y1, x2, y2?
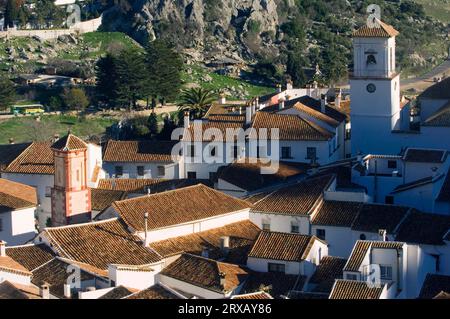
(101, 0, 284, 63)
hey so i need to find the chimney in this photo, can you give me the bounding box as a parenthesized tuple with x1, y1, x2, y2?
(245, 103, 252, 125)
(321, 94, 327, 113)
(220, 236, 230, 254)
(0, 240, 6, 257)
(286, 80, 293, 91)
(378, 229, 387, 242)
(8, 138, 14, 144)
(335, 89, 342, 109)
(276, 84, 282, 93)
(239, 106, 243, 115)
(279, 97, 285, 110)
(144, 212, 150, 247)
(219, 92, 226, 105)
(53, 134, 60, 143)
(40, 283, 50, 299)
(184, 111, 190, 128)
(63, 284, 71, 299)
(251, 99, 256, 115)
(219, 272, 226, 288)
(256, 97, 261, 110)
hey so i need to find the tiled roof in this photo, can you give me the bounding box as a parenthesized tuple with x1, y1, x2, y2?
(184, 116, 246, 142)
(391, 176, 436, 194)
(6, 244, 55, 271)
(352, 20, 399, 38)
(0, 254, 32, 275)
(51, 134, 87, 151)
(204, 103, 247, 117)
(150, 220, 260, 265)
(287, 291, 329, 299)
(293, 102, 341, 127)
(241, 272, 306, 299)
(42, 218, 162, 270)
(2, 141, 54, 175)
(251, 175, 334, 216)
(419, 77, 450, 100)
(0, 178, 37, 212)
(160, 253, 249, 294)
(330, 280, 385, 299)
(112, 184, 252, 232)
(403, 148, 447, 163)
(437, 168, 450, 202)
(250, 112, 333, 141)
(97, 178, 213, 194)
(344, 241, 404, 272)
(0, 143, 31, 170)
(103, 140, 178, 163)
(424, 102, 450, 127)
(217, 158, 307, 192)
(0, 281, 40, 299)
(126, 285, 180, 299)
(99, 286, 138, 299)
(90, 188, 127, 212)
(350, 204, 410, 233)
(312, 201, 363, 227)
(434, 291, 450, 299)
(243, 191, 273, 204)
(395, 211, 450, 245)
(248, 232, 320, 262)
(419, 274, 450, 299)
(31, 258, 95, 299)
(232, 291, 273, 299)
(309, 256, 347, 293)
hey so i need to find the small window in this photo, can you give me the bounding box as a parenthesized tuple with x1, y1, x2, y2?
(115, 166, 123, 178)
(137, 166, 145, 177)
(45, 186, 52, 198)
(306, 147, 317, 160)
(281, 147, 292, 159)
(360, 234, 367, 240)
(316, 229, 326, 240)
(346, 274, 358, 281)
(291, 222, 299, 234)
(157, 166, 165, 177)
(268, 263, 285, 273)
(187, 172, 197, 179)
(385, 196, 394, 205)
(388, 160, 397, 169)
(262, 220, 270, 231)
(110, 280, 116, 287)
(380, 265, 393, 281)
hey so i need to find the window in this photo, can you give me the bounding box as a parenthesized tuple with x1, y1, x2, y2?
(291, 222, 299, 234)
(262, 220, 270, 231)
(232, 145, 239, 159)
(346, 274, 358, 281)
(187, 172, 197, 179)
(380, 265, 393, 281)
(110, 280, 116, 287)
(157, 166, 165, 177)
(306, 147, 317, 160)
(281, 147, 292, 159)
(316, 229, 326, 240)
(388, 160, 397, 169)
(137, 166, 145, 177)
(115, 166, 123, 178)
(360, 234, 366, 240)
(268, 263, 285, 273)
(385, 196, 394, 205)
(45, 186, 52, 198)
(189, 145, 195, 158)
(366, 54, 377, 65)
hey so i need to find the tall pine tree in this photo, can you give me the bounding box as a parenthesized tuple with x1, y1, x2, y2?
(95, 53, 119, 108)
(0, 76, 15, 111)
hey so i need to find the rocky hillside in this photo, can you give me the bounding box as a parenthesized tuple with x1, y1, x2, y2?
(100, 0, 449, 79)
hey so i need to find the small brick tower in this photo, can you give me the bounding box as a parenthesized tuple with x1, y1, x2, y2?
(51, 134, 91, 226)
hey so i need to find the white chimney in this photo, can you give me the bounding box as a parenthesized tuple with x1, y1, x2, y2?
(256, 97, 261, 110)
(321, 94, 327, 113)
(40, 283, 50, 299)
(279, 97, 285, 110)
(286, 80, 293, 90)
(378, 229, 387, 242)
(219, 92, 226, 105)
(252, 99, 256, 115)
(239, 106, 243, 115)
(63, 284, 71, 299)
(0, 240, 6, 257)
(245, 104, 252, 125)
(276, 84, 282, 93)
(220, 236, 230, 254)
(144, 212, 150, 247)
(184, 111, 190, 128)
(8, 138, 14, 144)
(335, 89, 342, 109)
(219, 272, 226, 288)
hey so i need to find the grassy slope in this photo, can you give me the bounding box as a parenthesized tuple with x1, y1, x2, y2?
(415, 0, 450, 24)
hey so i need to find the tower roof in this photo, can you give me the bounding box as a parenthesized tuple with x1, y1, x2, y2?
(353, 20, 399, 38)
(51, 134, 87, 151)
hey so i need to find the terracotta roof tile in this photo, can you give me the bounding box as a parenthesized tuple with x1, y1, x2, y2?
(99, 286, 138, 299)
(312, 201, 363, 227)
(103, 140, 178, 163)
(90, 188, 127, 212)
(242, 272, 306, 299)
(250, 112, 333, 141)
(112, 184, 252, 232)
(403, 148, 447, 163)
(150, 220, 260, 265)
(6, 244, 55, 271)
(42, 218, 162, 270)
(0, 255, 32, 275)
(350, 204, 410, 233)
(248, 231, 320, 262)
(352, 20, 399, 38)
(51, 134, 87, 151)
(309, 256, 347, 293)
(424, 102, 450, 127)
(97, 178, 213, 194)
(0, 143, 31, 170)
(419, 274, 450, 299)
(0, 178, 37, 209)
(419, 77, 450, 100)
(184, 116, 246, 142)
(293, 102, 341, 127)
(0, 281, 40, 299)
(330, 280, 385, 299)
(251, 175, 334, 216)
(2, 141, 54, 175)
(160, 253, 249, 294)
(232, 291, 273, 299)
(344, 241, 404, 272)
(126, 285, 180, 299)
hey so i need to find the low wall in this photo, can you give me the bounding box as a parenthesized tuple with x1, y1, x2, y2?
(0, 16, 102, 40)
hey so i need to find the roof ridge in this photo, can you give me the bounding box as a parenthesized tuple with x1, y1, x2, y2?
(2, 141, 36, 172)
(302, 117, 334, 138)
(45, 217, 119, 231)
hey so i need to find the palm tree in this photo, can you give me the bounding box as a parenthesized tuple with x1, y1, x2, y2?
(178, 88, 217, 119)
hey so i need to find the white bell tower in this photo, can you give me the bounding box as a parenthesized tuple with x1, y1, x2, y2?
(350, 20, 402, 155)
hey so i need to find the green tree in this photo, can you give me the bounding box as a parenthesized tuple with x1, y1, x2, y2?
(286, 49, 308, 87)
(63, 88, 89, 111)
(159, 116, 177, 140)
(178, 88, 217, 119)
(0, 76, 15, 111)
(147, 112, 159, 136)
(144, 40, 183, 107)
(95, 53, 119, 107)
